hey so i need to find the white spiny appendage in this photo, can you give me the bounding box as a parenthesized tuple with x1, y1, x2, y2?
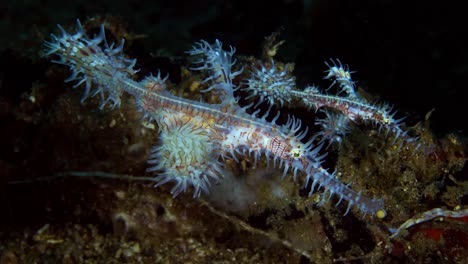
(243, 60, 295, 107)
(43, 19, 138, 109)
(266, 117, 384, 216)
(304, 167, 384, 216)
(141, 71, 169, 93)
(296, 83, 408, 139)
(324, 58, 358, 100)
(147, 111, 223, 198)
(136, 72, 170, 123)
(186, 39, 243, 101)
(361, 103, 420, 149)
(269, 116, 384, 216)
(300, 85, 322, 110)
(314, 110, 351, 147)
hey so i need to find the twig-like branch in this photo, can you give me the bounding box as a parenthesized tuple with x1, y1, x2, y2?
(389, 207, 468, 239)
(198, 199, 313, 261)
(8, 171, 157, 185)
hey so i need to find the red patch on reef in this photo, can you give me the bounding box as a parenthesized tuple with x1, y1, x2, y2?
(390, 241, 405, 258)
(412, 226, 468, 258)
(443, 229, 468, 258)
(422, 228, 443, 241)
(448, 215, 468, 222)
